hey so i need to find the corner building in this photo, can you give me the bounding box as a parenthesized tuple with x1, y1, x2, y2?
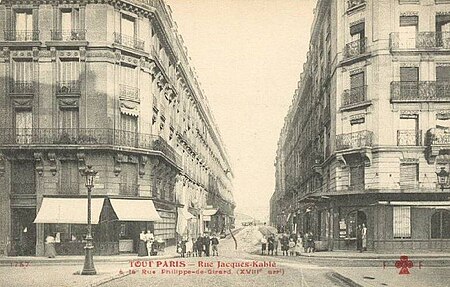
(271, 0, 450, 252)
(0, 0, 234, 256)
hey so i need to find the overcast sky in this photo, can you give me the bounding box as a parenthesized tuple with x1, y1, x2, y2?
(166, 0, 317, 220)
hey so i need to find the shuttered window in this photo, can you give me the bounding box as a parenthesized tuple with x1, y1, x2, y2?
(400, 163, 418, 188)
(393, 206, 411, 238)
(350, 72, 364, 90)
(15, 109, 32, 144)
(400, 67, 419, 82)
(437, 66, 450, 82)
(350, 22, 365, 36)
(12, 59, 33, 83)
(120, 163, 138, 196)
(59, 60, 80, 82)
(59, 109, 79, 130)
(60, 161, 79, 194)
(350, 164, 364, 188)
(400, 16, 418, 27)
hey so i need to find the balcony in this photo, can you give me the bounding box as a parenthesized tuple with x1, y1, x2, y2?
(113, 33, 144, 51)
(4, 30, 39, 41)
(425, 128, 450, 162)
(51, 30, 86, 41)
(10, 81, 35, 94)
(56, 81, 81, 94)
(336, 130, 373, 151)
(0, 128, 181, 166)
(341, 85, 368, 110)
(391, 81, 450, 102)
(347, 0, 365, 11)
(390, 32, 450, 50)
(397, 130, 422, 146)
(119, 183, 139, 197)
(343, 38, 367, 60)
(119, 84, 140, 102)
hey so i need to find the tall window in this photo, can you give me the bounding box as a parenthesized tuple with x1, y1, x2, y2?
(437, 66, 450, 98)
(14, 10, 34, 41)
(121, 14, 135, 38)
(15, 109, 32, 144)
(436, 15, 450, 48)
(58, 59, 80, 93)
(350, 22, 365, 44)
(60, 161, 79, 194)
(11, 161, 35, 194)
(431, 211, 450, 239)
(393, 206, 411, 239)
(349, 72, 365, 103)
(120, 163, 138, 196)
(349, 164, 364, 189)
(55, 8, 82, 40)
(119, 114, 138, 146)
(398, 115, 419, 145)
(11, 59, 33, 94)
(400, 67, 419, 98)
(399, 16, 418, 49)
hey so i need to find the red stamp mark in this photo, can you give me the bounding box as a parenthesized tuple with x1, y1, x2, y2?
(395, 255, 413, 274)
(10, 261, 30, 268)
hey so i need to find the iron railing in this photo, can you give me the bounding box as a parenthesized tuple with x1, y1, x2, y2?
(426, 128, 450, 146)
(390, 32, 450, 50)
(119, 183, 140, 197)
(397, 130, 422, 146)
(341, 85, 367, 108)
(10, 81, 35, 94)
(51, 30, 86, 41)
(4, 30, 40, 41)
(0, 128, 180, 164)
(336, 130, 373, 151)
(391, 81, 450, 101)
(119, 84, 140, 102)
(56, 81, 81, 94)
(347, 0, 365, 10)
(343, 38, 367, 59)
(113, 33, 145, 50)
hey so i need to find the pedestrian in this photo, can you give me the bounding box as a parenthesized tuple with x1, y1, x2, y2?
(261, 235, 267, 255)
(288, 238, 296, 256)
(267, 235, 274, 255)
(203, 233, 211, 257)
(186, 237, 193, 257)
(196, 236, 203, 257)
(146, 230, 155, 256)
(211, 234, 219, 256)
(362, 223, 367, 252)
(273, 233, 279, 256)
(297, 233, 304, 254)
(306, 231, 315, 253)
(44, 233, 56, 258)
(281, 233, 289, 256)
(138, 230, 147, 257)
(356, 225, 362, 252)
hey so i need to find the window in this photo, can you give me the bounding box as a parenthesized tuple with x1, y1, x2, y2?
(393, 206, 411, 239)
(398, 115, 420, 145)
(11, 59, 33, 94)
(436, 15, 450, 48)
(121, 14, 135, 38)
(349, 164, 364, 189)
(58, 59, 80, 93)
(58, 108, 79, 142)
(346, 210, 367, 239)
(349, 72, 366, 103)
(59, 161, 79, 194)
(431, 210, 450, 239)
(120, 163, 138, 196)
(437, 66, 450, 98)
(15, 109, 32, 144)
(400, 163, 419, 188)
(11, 161, 35, 194)
(400, 67, 419, 98)
(119, 114, 138, 146)
(13, 10, 35, 41)
(399, 16, 418, 49)
(45, 224, 85, 243)
(55, 9, 82, 40)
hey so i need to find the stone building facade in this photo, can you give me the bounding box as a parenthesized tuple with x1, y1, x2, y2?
(271, 0, 450, 252)
(0, 0, 234, 256)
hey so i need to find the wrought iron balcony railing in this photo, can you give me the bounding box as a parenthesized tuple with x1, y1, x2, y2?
(56, 81, 81, 94)
(390, 32, 450, 50)
(397, 130, 422, 146)
(119, 183, 140, 197)
(113, 33, 145, 50)
(336, 130, 373, 151)
(4, 30, 40, 41)
(0, 128, 181, 165)
(51, 30, 86, 41)
(425, 128, 450, 146)
(343, 38, 367, 59)
(341, 85, 367, 108)
(119, 84, 140, 102)
(10, 81, 35, 94)
(391, 81, 450, 101)
(347, 0, 365, 10)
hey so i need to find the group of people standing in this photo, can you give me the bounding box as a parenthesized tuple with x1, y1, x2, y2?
(138, 230, 155, 257)
(261, 232, 315, 256)
(356, 223, 368, 252)
(178, 233, 220, 257)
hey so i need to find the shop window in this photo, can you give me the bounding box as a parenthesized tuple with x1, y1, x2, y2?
(393, 206, 411, 239)
(11, 161, 35, 194)
(431, 210, 450, 239)
(46, 224, 86, 243)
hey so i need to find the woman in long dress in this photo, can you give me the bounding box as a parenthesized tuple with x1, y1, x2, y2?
(44, 234, 56, 258)
(138, 231, 147, 256)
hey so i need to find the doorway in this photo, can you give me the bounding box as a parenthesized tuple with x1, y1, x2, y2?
(11, 208, 36, 256)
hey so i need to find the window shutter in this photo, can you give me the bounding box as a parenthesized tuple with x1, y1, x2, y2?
(350, 164, 364, 188)
(350, 72, 364, 89)
(400, 16, 418, 27)
(400, 67, 419, 82)
(393, 206, 411, 238)
(400, 164, 418, 188)
(437, 66, 450, 82)
(350, 22, 365, 36)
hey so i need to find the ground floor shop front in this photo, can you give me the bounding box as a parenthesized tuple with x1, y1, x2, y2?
(282, 193, 450, 252)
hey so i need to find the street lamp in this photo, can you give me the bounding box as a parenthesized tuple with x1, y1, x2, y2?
(81, 165, 98, 275)
(436, 166, 449, 191)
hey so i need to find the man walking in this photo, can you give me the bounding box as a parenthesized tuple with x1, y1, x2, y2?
(211, 234, 219, 256)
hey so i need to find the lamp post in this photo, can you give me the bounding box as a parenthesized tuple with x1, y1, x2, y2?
(81, 165, 98, 275)
(436, 166, 449, 192)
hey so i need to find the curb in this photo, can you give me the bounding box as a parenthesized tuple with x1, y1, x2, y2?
(327, 272, 364, 287)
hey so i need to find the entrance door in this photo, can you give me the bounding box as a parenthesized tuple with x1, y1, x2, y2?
(11, 208, 36, 256)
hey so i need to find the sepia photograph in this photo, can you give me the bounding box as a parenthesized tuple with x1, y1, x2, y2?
(1, 0, 450, 286)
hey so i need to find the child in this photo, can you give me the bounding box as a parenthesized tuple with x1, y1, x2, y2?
(288, 238, 296, 256)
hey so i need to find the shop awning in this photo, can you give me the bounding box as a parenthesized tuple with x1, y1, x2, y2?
(109, 199, 161, 221)
(378, 201, 450, 206)
(203, 209, 218, 216)
(34, 197, 105, 224)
